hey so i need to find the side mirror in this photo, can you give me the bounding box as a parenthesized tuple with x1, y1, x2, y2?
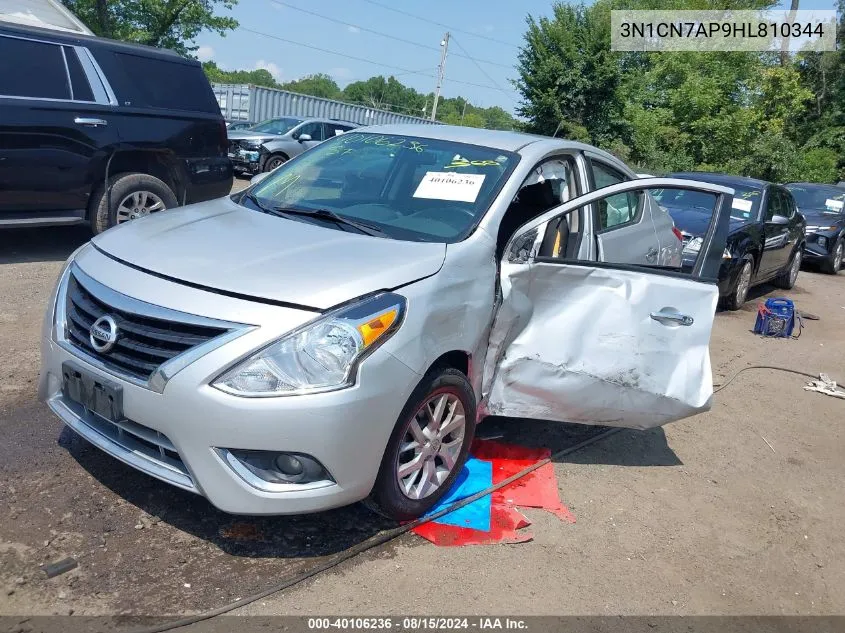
(769, 214, 789, 225)
(298, 134, 312, 142)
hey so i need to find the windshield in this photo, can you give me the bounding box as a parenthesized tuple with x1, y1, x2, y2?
(785, 184, 845, 214)
(250, 117, 303, 135)
(245, 131, 518, 242)
(655, 184, 762, 222)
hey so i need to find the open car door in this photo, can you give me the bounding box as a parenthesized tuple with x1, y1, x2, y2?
(481, 178, 734, 430)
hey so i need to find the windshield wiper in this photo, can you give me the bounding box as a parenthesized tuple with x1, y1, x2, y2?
(272, 206, 386, 237)
(242, 191, 271, 213)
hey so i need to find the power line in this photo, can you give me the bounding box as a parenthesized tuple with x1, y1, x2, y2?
(268, 0, 514, 70)
(450, 36, 517, 101)
(239, 26, 511, 93)
(357, 0, 522, 50)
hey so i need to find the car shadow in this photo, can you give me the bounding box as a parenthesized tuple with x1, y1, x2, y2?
(479, 416, 682, 467)
(60, 414, 680, 560)
(0, 225, 90, 265)
(58, 426, 397, 559)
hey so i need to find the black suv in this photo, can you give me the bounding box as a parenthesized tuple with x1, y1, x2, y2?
(0, 22, 232, 232)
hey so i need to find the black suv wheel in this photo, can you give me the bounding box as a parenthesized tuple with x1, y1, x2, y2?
(91, 173, 178, 234)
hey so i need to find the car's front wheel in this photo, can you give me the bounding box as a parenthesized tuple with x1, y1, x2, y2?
(724, 258, 753, 311)
(263, 154, 288, 172)
(372, 367, 476, 521)
(822, 239, 843, 275)
(775, 248, 802, 289)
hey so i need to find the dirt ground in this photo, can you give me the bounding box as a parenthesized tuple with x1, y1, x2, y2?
(1, 201, 844, 619)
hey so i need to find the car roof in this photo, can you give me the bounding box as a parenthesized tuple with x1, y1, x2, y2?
(669, 171, 770, 189)
(785, 182, 845, 190)
(358, 123, 614, 156)
(0, 20, 188, 63)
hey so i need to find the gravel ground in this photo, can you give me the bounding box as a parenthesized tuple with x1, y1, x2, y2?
(1, 202, 843, 619)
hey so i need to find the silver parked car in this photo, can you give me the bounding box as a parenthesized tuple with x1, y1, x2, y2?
(227, 116, 358, 175)
(39, 125, 734, 519)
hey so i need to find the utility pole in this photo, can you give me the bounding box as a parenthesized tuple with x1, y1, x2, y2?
(430, 32, 450, 122)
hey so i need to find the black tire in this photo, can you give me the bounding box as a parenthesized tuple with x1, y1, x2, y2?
(263, 154, 288, 173)
(723, 257, 753, 311)
(774, 248, 802, 289)
(91, 172, 178, 234)
(372, 367, 476, 521)
(821, 239, 843, 275)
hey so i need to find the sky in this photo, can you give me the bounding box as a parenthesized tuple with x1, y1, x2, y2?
(195, 0, 840, 115)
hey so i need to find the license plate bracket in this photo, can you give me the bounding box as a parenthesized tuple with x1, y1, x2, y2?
(62, 361, 124, 423)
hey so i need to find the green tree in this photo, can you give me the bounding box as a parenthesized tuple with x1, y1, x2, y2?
(280, 74, 342, 100)
(202, 61, 278, 88)
(514, 0, 623, 144)
(61, 0, 238, 57)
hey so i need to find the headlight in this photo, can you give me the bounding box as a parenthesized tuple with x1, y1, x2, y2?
(213, 292, 406, 397)
(683, 237, 702, 253)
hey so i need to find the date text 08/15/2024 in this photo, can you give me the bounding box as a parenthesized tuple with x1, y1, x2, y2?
(307, 618, 529, 630)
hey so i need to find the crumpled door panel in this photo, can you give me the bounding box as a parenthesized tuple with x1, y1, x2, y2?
(482, 263, 719, 430)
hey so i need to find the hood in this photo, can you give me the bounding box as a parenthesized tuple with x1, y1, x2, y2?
(801, 210, 844, 226)
(92, 198, 446, 311)
(663, 205, 747, 238)
(227, 130, 283, 143)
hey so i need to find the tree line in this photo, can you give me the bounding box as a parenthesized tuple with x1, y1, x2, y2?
(202, 62, 520, 130)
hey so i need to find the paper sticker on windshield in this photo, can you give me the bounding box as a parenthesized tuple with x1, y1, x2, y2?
(413, 172, 486, 203)
(825, 199, 844, 211)
(732, 198, 753, 212)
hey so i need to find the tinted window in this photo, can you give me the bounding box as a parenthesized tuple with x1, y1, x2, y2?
(328, 124, 354, 137)
(659, 183, 762, 222)
(63, 47, 95, 102)
(0, 36, 69, 99)
(93, 50, 220, 112)
(248, 132, 517, 243)
(765, 189, 785, 221)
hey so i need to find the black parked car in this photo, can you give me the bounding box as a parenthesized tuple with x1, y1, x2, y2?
(0, 22, 232, 232)
(784, 183, 845, 274)
(660, 173, 806, 310)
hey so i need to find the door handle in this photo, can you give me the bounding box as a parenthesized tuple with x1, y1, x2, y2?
(650, 311, 694, 326)
(645, 247, 658, 262)
(74, 117, 107, 127)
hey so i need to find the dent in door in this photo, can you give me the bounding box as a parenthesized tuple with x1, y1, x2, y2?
(482, 264, 719, 430)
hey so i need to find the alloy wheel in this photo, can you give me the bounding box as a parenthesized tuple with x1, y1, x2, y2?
(789, 251, 802, 285)
(834, 243, 843, 272)
(116, 190, 166, 223)
(396, 391, 466, 500)
(736, 261, 752, 305)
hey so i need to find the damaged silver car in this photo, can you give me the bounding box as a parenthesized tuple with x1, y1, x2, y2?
(39, 125, 733, 520)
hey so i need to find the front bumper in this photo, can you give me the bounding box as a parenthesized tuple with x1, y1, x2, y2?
(39, 251, 421, 515)
(802, 234, 836, 263)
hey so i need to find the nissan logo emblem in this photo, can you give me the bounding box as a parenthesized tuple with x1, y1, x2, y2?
(89, 315, 119, 353)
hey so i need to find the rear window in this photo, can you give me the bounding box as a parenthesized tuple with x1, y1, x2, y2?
(92, 49, 220, 113)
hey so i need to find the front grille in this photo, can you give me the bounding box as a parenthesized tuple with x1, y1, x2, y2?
(65, 273, 228, 382)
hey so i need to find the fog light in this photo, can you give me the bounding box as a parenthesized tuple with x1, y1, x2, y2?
(218, 449, 333, 491)
(818, 236, 828, 248)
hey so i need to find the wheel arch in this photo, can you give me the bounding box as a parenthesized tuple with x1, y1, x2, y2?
(89, 150, 183, 219)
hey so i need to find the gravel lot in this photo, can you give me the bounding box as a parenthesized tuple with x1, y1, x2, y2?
(1, 192, 843, 619)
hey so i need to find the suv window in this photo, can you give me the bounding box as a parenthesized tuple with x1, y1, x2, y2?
(91, 50, 220, 112)
(327, 123, 354, 137)
(0, 36, 69, 99)
(296, 121, 326, 141)
(765, 189, 786, 221)
(590, 160, 638, 230)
